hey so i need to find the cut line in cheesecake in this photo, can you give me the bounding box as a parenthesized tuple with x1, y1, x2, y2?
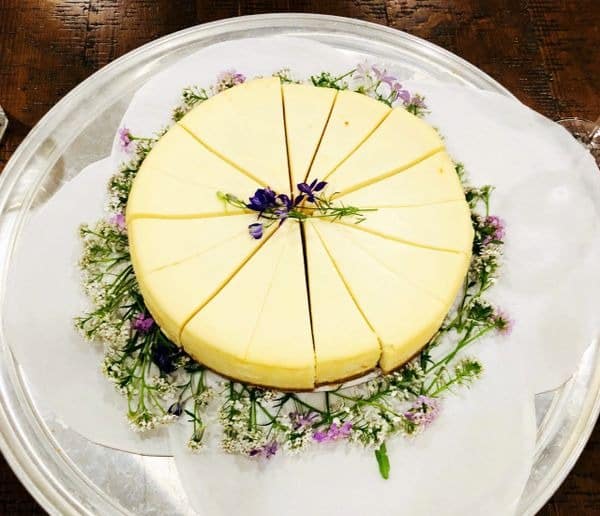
(324, 106, 446, 193)
(176, 225, 279, 344)
(282, 84, 338, 190)
(178, 76, 290, 193)
(306, 90, 392, 183)
(178, 124, 269, 189)
(334, 201, 474, 255)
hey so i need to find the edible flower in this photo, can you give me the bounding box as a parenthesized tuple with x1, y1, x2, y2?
(249, 440, 278, 459)
(110, 212, 126, 231)
(297, 179, 327, 203)
(118, 127, 134, 153)
(248, 222, 264, 240)
(246, 187, 278, 213)
(132, 313, 154, 333)
(403, 395, 440, 428)
(483, 215, 506, 244)
(493, 308, 513, 335)
(289, 411, 319, 430)
(313, 421, 353, 443)
(216, 70, 246, 92)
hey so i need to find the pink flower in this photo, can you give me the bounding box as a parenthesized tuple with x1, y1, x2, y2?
(392, 83, 411, 103)
(403, 396, 440, 428)
(289, 411, 319, 430)
(354, 61, 371, 82)
(485, 215, 506, 243)
(371, 66, 397, 87)
(494, 309, 513, 336)
(249, 440, 278, 459)
(313, 421, 353, 443)
(110, 212, 126, 231)
(118, 127, 134, 153)
(216, 70, 246, 92)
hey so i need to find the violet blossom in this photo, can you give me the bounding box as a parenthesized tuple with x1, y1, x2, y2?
(118, 127, 135, 153)
(297, 179, 327, 203)
(132, 313, 155, 333)
(289, 411, 319, 430)
(484, 215, 506, 244)
(392, 82, 412, 104)
(313, 421, 353, 443)
(403, 396, 440, 428)
(248, 222, 264, 240)
(110, 212, 126, 231)
(405, 93, 426, 109)
(371, 65, 397, 88)
(246, 187, 278, 213)
(249, 440, 278, 459)
(216, 70, 246, 92)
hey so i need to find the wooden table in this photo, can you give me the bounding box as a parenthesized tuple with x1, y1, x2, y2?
(0, 1, 598, 513)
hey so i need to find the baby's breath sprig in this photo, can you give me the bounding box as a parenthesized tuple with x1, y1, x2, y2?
(109, 130, 163, 213)
(173, 69, 246, 121)
(311, 70, 354, 90)
(273, 68, 299, 85)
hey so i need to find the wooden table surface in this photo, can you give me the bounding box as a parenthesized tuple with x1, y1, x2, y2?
(0, 0, 598, 513)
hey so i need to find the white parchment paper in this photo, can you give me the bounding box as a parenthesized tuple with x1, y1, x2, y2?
(4, 158, 170, 456)
(169, 341, 536, 516)
(3, 36, 599, 515)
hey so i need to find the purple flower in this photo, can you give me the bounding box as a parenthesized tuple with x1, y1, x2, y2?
(354, 61, 371, 82)
(484, 215, 506, 244)
(247, 187, 277, 212)
(110, 212, 126, 231)
(249, 440, 278, 459)
(403, 395, 440, 428)
(118, 127, 134, 153)
(217, 69, 246, 88)
(132, 313, 154, 333)
(152, 342, 181, 374)
(168, 402, 183, 416)
(313, 421, 353, 443)
(289, 411, 319, 430)
(406, 93, 426, 109)
(494, 309, 513, 336)
(248, 222, 263, 239)
(297, 179, 327, 203)
(392, 82, 411, 104)
(371, 66, 397, 88)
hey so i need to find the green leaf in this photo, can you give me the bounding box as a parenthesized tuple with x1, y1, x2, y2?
(374, 442, 390, 480)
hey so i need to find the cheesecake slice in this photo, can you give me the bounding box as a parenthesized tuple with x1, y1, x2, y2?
(127, 125, 260, 219)
(314, 220, 447, 372)
(179, 77, 290, 192)
(336, 151, 465, 207)
(182, 224, 315, 389)
(132, 220, 276, 344)
(326, 107, 444, 193)
(330, 223, 470, 310)
(307, 90, 390, 182)
(339, 201, 474, 253)
(304, 222, 380, 384)
(282, 84, 337, 186)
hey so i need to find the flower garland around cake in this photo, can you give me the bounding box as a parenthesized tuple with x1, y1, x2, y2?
(75, 66, 510, 479)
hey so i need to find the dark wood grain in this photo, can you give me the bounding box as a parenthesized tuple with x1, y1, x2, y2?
(0, 1, 598, 514)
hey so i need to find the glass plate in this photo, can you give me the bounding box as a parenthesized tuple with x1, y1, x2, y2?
(0, 14, 598, 515)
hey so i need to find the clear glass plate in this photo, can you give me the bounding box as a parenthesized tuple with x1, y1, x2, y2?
(0, 14, 598, 515)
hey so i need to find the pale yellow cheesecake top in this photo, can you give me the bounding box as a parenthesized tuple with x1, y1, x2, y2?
(126, 77, 473, 390)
